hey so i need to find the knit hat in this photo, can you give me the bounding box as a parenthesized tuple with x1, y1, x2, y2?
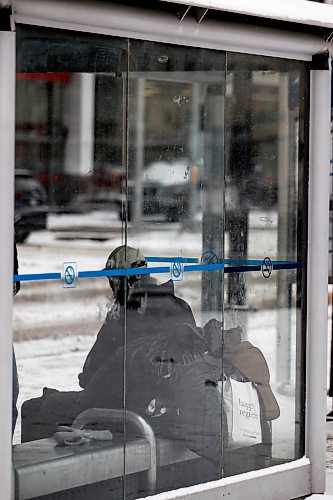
(105, 245, 147, 270)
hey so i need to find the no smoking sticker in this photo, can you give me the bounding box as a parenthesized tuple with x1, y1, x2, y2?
(261, 257, 272, 279)
(171, 260, 183, 281)
(62, 262, 78, 288)
(201, 251, 219, 265)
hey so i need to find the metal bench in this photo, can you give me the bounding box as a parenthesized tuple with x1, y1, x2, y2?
(12, 409, 199, 500)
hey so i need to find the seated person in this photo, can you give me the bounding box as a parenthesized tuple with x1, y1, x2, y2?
(78, 245, 197, 389)
(21, 246, 207, 443)
(21, 245, 279, 473)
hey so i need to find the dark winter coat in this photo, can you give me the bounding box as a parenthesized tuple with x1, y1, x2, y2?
(70, 278, 222, 464)
(71, 331, 221, 465)
(78, 278, 196, 389)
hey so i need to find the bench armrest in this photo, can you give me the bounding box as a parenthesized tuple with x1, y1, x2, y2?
(72, 408, 157, 490)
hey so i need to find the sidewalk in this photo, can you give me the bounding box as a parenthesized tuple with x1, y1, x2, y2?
(300, 422, 333, 498)
(327, 421, 333, 496)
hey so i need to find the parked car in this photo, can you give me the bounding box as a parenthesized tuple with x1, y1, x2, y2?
(129, 158, 200, 222)
(90, 164, 125, 190)
(15, 169, 48, 243)
(64, 159, 200, 224)
(66, 190, 127, 220)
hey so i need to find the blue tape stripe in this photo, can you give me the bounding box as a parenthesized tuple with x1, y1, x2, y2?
(14, 273, 61, 282)
(224, 259, 262, 266)
(79, 266, 170, 279)
(225, 265, 261, 274)
(272, 263, 304, 270)
(146, 256, 198, 263)
(12, 259, 303, 282)
(224, 259, 300, 266)
(184, 263, 224, 272)
(224, 262, 303, 274)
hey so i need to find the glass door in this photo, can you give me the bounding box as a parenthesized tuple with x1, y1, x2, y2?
(122, 44, 308, 498)
(14, 26, 129, 500)
(12, 24, 309, 500)
(124, 40, 226, 497)
(223, 53, 308, 473)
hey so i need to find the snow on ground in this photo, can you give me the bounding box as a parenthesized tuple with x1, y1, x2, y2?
(14, 334, 94, 444)
(48, 210, 122, 230)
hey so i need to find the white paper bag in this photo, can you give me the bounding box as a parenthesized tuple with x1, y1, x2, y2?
(223, 377, 262, 449)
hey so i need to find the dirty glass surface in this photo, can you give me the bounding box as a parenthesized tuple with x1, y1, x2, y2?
(224, 54, 308, 471)
(12, 24, 308, 500)
(14, 27, 129, 500)
(124, 41, 225, 497)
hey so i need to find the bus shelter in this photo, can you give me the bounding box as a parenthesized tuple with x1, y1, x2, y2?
(0, 0, 332, 498)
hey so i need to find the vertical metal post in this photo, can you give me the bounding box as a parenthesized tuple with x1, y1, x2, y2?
(0, 30, 16, 500)
(306, 67, 331, 494)
(276, 73, 294, 395)
(202, 83, 224, 314)
(226, 71, 252, 310)
(189, 82, 201, 223)
(64, 74, 95, 177)
(46, 81, 54, 204)
(134, 78, 145, 225)
(328, 119, 333, 405)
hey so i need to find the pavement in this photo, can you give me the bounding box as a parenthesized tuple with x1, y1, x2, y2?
(327, 420, 333, 496)
(313, 412, 333, 498)
(309, 497, 333, 499)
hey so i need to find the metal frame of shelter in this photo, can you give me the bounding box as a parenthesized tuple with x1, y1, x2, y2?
(0, 0, 332, 498)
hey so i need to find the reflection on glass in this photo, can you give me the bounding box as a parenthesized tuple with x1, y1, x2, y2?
(12, 26, 307, 500)
(124, 41, 226, 496)
(14, 27, 130, 500)
(224, 55, 307, 472)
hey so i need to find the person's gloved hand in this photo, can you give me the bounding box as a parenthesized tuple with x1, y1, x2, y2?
(53, 425, 113, 446)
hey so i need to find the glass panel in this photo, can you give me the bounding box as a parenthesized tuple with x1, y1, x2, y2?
(14, 26, 129, 499)
(224, 54, 307, 474)
(12, 25, 308, 500)
(125, 40, 226, 497)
